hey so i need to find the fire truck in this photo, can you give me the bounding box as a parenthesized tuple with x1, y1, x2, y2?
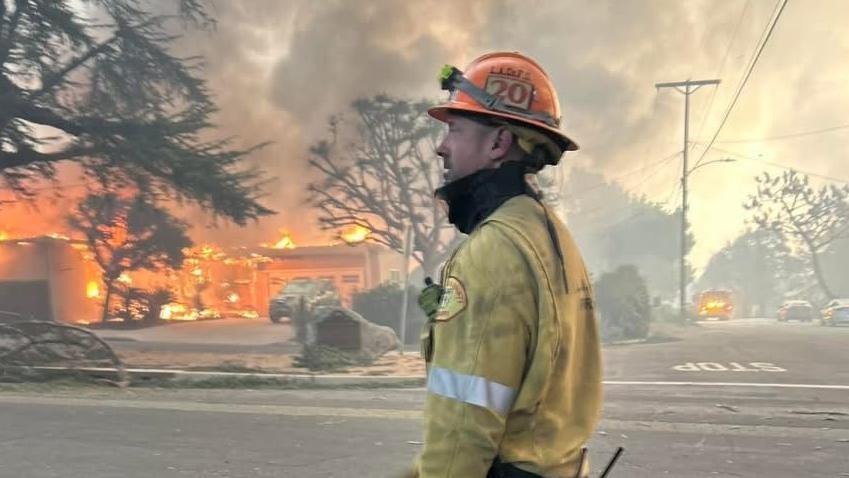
(695, 289, 735, 321)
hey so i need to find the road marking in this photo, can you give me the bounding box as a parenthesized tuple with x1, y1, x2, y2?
(605, 381, 849, 390)
(598, 419, 849, 440)
(672, 362, 787, 372)
(0, 395, 422, 419)
(0, 395, 846, 440)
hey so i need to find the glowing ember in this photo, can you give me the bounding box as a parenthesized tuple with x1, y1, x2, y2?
(86, 281, 100, 299)
(0, 231, 8, 241)
(117, 273, 132, 285)
(159, 303, 221, 321)
(227, 292, 239, 304)
(48, 232, 70, 241)
(266, 229, 296, 249)
(341, 224, 370, 244)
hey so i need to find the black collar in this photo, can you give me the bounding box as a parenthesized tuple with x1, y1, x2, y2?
(435, 161, 535, 234)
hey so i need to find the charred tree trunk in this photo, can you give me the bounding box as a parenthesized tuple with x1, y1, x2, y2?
(101, 282, 115, 324)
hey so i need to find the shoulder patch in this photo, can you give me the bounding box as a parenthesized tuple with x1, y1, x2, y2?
(435, 276, 467, 322)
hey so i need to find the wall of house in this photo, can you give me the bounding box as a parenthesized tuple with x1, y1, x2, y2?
(0, 239, 100, 324)
(47, 241, 102, 324)
(253, 244, 406, 315)
(0, 240, 49, 280)
(256, 261, 366, 311)
(372, 247, 407, 287)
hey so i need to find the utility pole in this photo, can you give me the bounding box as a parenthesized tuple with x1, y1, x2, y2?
(655, 78, 720, 323)
(398, 224, 413, 354)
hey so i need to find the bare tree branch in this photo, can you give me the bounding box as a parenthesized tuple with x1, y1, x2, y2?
(746, 169, 849, 299)
(307, 96, 453, 276)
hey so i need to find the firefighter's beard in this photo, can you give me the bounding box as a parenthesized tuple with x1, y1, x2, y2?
(434, 161, 533, 234)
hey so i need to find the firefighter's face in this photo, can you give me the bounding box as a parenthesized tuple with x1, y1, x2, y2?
(435, 113, 499, 183)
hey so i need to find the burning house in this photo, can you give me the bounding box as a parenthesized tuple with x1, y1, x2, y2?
(253, 241, 406, 314)
(0, 235, 101, 323)
(0, 228, 406, 325)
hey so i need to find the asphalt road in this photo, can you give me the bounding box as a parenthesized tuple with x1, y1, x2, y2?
(1, 319, 848, 478)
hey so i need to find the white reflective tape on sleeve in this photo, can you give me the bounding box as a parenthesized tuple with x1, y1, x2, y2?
(427, 366, 517, 416)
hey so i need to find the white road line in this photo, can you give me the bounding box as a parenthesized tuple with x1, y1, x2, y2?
(604, 380, 849, 390)
(0, 395, 423, 419)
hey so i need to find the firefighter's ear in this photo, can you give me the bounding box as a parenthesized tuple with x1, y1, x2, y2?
(489, 127, 514, 160)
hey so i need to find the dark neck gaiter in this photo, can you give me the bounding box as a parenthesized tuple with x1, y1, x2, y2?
(435, 161, 535, 234)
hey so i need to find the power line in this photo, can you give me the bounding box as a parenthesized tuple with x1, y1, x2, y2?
(576, 177, 681, 231)
(663, 183, 683, 211)
(565, 151, 680, 199)
(691, 0, 751, 155)
(694, 0, 790, 169)
(708, 145, 849, 184)
(698, 123, 849, 144)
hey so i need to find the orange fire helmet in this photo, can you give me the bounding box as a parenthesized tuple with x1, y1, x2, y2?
(428, 52, 579, 159)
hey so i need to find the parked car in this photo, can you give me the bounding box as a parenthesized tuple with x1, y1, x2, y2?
(821, 298, 849, 327)
(269, 279, 341, 323)
(777, 300, 815, 322)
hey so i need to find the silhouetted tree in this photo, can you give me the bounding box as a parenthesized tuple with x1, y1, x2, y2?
(307, 95, 453, 276)
(67, 193, 192, 322)
(696, 229, 806, 315)
(0, 1, 271, 223)
(745, 170, 849, 299)
(564, 168, 690, 298)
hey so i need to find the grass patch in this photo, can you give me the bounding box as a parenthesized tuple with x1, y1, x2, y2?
(293, 344, 376, 372)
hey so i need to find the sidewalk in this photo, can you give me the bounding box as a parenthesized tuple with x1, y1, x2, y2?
(90, 317, 425, 378)
(84, 319, 689, 387)
(112, 346, 426, 378)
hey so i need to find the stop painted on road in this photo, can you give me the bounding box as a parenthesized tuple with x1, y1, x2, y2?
(673, 362, 787, 372)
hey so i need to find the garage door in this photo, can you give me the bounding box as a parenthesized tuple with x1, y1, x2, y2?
(0, 281, 52, 322)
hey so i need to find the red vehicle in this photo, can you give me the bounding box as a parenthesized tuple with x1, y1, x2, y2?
(696, 290, 734, 320)
(778, 300, 815, 322)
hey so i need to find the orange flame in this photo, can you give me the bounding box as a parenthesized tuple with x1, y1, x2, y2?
(341, 225, 370, 244)
(0, 231, 8, 241)
(159, 303, 221, 321)
(86, 280, 100, 298)
(160, 303, 185, 320)
(266, 229, 296, 249)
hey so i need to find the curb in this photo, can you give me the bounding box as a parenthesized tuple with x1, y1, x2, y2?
(606, 338, 646, 346)
(8, 366, 426, 388)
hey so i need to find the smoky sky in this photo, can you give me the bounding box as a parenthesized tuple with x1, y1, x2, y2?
(4, 0, 847, 271)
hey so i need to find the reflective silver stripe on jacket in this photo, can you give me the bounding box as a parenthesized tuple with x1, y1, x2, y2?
(427, 366, 517, 416)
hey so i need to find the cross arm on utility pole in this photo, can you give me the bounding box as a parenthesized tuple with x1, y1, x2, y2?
(655, 79, 721, 89)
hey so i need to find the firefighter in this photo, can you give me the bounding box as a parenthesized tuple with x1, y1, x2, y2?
(408, 52, 603, 478)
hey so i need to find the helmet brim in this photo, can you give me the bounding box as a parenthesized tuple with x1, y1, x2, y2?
(428, 104, 579, 152)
